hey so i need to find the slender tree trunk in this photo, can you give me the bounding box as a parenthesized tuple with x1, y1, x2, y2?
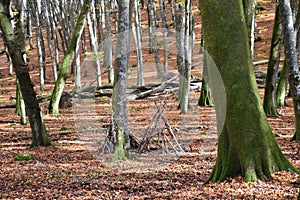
(160, 0, 168, 79)
(43, 1, 58, 81)
(276, 59, 288, 106)
(199, 50, 213, 106)
(175, 2, 185, 107)
(279, 0, 300, 141)
(133, 0, 144, 86)
(15, 80, 26, 125)
(47, 0, 60, 70)
(147, 0, 162, 78)
(200, 0, 298, 182)
(32, 0, 46, 90)
(243, 0, 256, 60)
(104, 0, 114, 84)
(26, 9, 34, 50)
(0, 1, 51, 146)
(86, 11, 102, 87)
(263, 4, 283, 116)
(180, 0, 192, 114)
(48, 0, 89, 115)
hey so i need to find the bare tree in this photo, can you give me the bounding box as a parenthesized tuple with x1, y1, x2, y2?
(0, 0, 51, 146)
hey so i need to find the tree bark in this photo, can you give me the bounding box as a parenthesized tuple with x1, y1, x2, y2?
(200, 0, 298, 182)
(263, 3, 283, 116)
(0, 0, 51, 146)
(199, 51, 213, 106)
(276, 59, 288, 106)
(112, 0, 134, 161)
(15, 80, 26, 125)
(104, 0, 114, 84)
(279, 0, 300, 141)
(133, 0, 144, 86)
(243, 0, 256, 60)
(48, 0, 89, 115)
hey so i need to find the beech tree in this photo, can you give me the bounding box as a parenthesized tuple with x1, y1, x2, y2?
(112, 0, 134, 161)
(48, 0, 89, 115)
(200, 0, 298, 182)
(0, 0, 51, 146)
(263, 3, 283, 116)
(279, 0, 300, 141)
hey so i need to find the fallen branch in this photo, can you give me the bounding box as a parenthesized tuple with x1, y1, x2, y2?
(253, 58, 284, 66)
(127, 75, 179, 100)
(0, 104, 16, 109)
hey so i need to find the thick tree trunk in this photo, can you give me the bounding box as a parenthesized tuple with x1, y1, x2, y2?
(279, 0, 300, 141)
(112, 0, 134, 161)
(200, 0, 298, 182)
(0, 1, 51, 146)
(263, 4, 283, 116)
(48, 0, 89, 115)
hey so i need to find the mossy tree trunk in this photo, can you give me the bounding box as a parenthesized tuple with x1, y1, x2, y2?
(263, 3, 283, 116)
(112, 0, 134, 161)
(279, 0, 300, 141)
(0, 1, 51, 146)
(200, 0, 298, 182)
(48, 0, 89, 115)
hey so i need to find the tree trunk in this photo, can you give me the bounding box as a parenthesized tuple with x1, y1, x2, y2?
(276, 59, 288, 106)
(179, 0, 192, 114)
(263, 3, 283, 116)
(175, 2, 185, 108)
(147, 0, 162, 78)
(15, 80, 26, 125)
(48, 0, 89, 115)
(199, 51, 213, 106)
(133, 0, 144, 86)
(243, 0, 256, 60)
(43, 0, 58, 81)
(86, 11, 102, 88)
(279, 0, 300, 141)
(104, 0, 114, 84)
(33, 0, 46, 90)
(160, 0, 169, 79)
(0, 1, 51, 146)
(200, 0, 298, 182)
(112, 0, 134, 161)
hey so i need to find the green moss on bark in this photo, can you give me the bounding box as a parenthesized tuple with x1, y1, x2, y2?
(200, 0, 299, 183)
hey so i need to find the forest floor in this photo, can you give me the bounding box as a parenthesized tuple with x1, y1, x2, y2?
(0, 0, 299, 199)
